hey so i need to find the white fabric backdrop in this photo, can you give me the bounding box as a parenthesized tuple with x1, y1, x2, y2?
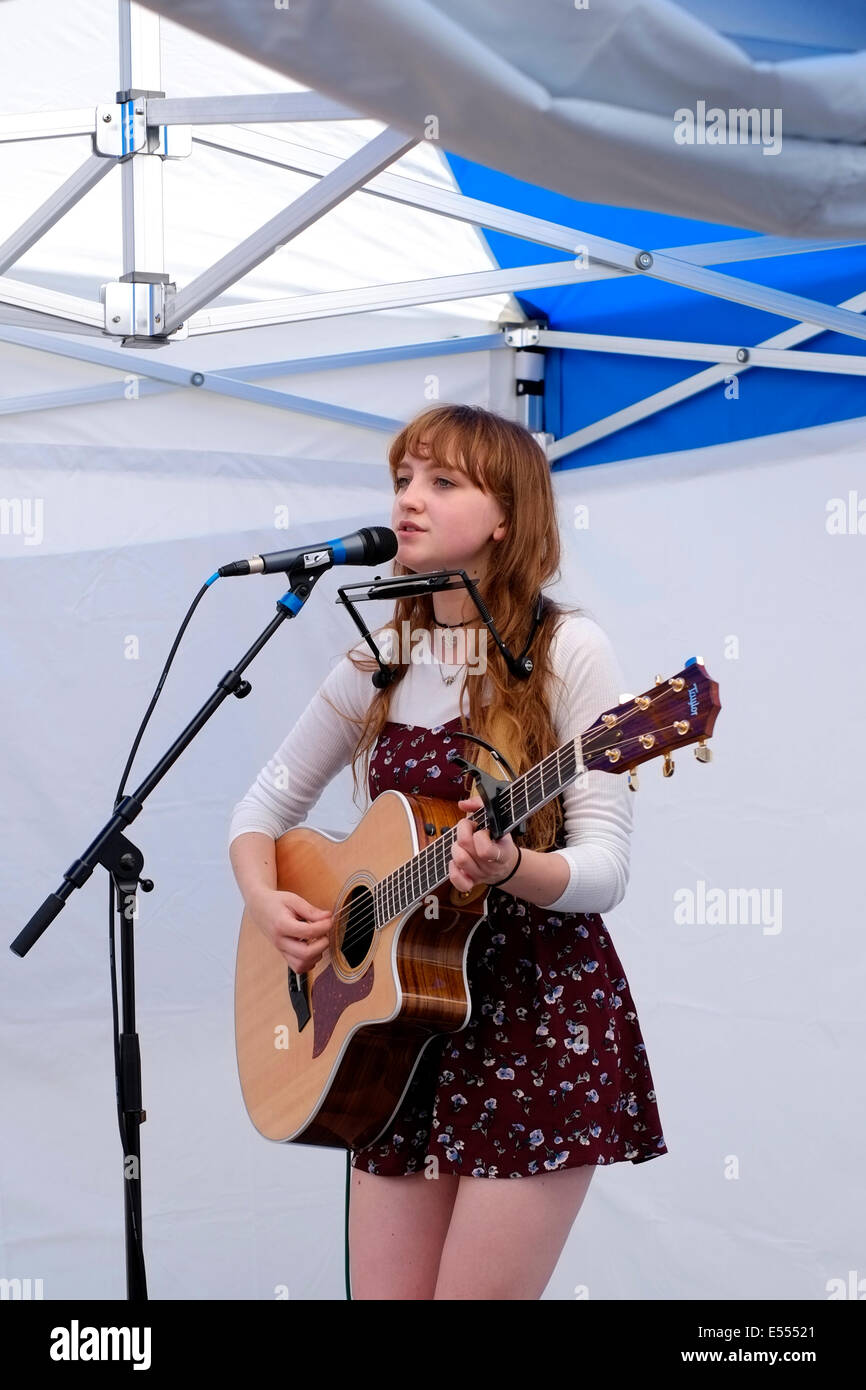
(2, 411, 863, 1299)
(1, 0, 863, 1302)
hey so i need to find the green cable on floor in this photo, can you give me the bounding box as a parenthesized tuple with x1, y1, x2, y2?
(345, 1148, 352, 1300)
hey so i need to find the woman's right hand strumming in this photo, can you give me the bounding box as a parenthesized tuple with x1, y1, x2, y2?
(246, 889, 332, 974)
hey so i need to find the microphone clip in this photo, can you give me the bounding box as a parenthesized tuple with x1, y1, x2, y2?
(274, 566, 326, 621)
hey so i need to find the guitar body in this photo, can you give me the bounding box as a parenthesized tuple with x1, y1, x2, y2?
(234, 789, 490, 1151)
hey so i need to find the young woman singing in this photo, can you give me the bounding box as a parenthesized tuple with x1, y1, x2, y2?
(228, 403, 667, 1300)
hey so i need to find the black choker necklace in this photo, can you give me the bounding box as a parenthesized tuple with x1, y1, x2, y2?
(433, 617, 471, 628)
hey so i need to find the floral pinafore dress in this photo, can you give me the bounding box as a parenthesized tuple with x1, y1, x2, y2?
(349, 717, 669, 1179)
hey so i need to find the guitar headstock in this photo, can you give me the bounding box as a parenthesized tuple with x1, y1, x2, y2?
(582, 657, 721, 782)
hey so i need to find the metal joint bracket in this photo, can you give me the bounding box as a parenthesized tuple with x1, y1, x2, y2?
(101, 278, 186, 339)
(95, 102, 147, 158)
(504, 325, 541, 348)
(514, 338, 545, 398)
(532, 431, 554, 454)
(152, 122, 192, 159)
(94, 99, 191, 160)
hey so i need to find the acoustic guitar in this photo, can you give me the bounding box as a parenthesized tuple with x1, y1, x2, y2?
(235, 657, 720, 1150)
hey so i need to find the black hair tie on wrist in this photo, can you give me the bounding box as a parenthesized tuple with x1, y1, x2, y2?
(492, 844, 522, 887)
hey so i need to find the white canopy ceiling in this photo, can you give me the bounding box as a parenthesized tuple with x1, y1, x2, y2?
(0, 0, 528, 464)
(137, 0, 866, 239)
(1, 0, 863, 466)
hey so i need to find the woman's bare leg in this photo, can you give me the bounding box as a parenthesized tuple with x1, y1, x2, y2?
(433, 1165, 595, 1300)
(348, 1166, 460, 1300)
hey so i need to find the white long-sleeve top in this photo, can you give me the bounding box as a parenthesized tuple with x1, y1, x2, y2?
(228, 612, 634, 915)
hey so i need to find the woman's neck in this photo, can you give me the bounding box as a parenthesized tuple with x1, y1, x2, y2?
(431, 567, 487, 626)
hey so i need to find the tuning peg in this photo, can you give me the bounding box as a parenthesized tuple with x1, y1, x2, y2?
(618, 692, 634, 703)
(627, 767, 639, 791)
(654, 674, 664, 685)
(694, 739, 712, 763)
(662, 752, 675, 777)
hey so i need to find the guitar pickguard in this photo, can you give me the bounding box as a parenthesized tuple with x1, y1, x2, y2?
(310, 962, 375, 1058)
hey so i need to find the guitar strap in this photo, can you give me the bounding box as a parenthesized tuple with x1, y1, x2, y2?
(440, 593, 548, 839)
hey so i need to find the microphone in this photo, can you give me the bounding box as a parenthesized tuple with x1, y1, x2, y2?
(218, 526, 398, 578)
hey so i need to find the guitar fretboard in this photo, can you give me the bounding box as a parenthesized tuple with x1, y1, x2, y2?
(373, 735, 582, 926)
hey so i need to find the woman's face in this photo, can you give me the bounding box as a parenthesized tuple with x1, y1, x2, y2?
(391, 449, 507, 577)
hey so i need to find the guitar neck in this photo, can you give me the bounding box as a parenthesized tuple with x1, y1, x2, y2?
(374, 735, 581, 925)
(372, 659, 721, 928)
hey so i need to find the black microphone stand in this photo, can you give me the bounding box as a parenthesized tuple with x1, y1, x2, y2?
(9, 563, 336, 1300)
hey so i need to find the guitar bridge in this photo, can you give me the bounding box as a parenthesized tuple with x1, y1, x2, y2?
(288, 967, 311, 1031)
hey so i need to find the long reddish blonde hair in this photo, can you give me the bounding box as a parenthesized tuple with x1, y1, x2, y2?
(322, 403, 584, 851)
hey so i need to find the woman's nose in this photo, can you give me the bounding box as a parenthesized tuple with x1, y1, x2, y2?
(396, 479, 424, 509)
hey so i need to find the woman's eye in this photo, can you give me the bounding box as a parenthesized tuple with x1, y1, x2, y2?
(394, 477, 454, 488)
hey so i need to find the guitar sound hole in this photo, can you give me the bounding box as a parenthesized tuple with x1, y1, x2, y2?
(340, 884, 376, 969)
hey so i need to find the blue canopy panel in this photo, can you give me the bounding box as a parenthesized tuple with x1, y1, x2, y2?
(445, 155, 866, 470)
(674, 0, 866, 63)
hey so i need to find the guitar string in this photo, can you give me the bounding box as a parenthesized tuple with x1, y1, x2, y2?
(316, 693, 695, 961)
(325, 705, 693, 961)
